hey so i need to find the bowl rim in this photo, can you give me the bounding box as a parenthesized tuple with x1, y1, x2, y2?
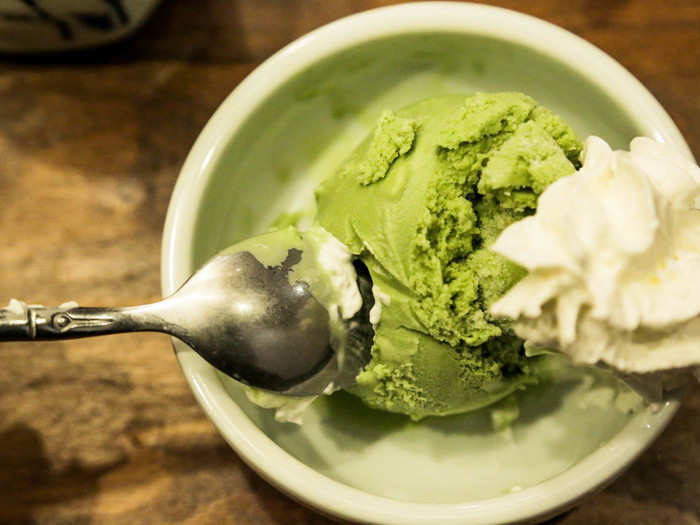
(161, 3, 689, 524)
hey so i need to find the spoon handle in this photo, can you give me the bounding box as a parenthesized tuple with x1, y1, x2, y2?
(0, 300, 168, 341)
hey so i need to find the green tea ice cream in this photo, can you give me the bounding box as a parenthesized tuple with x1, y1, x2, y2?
(316, 92, 582, 419)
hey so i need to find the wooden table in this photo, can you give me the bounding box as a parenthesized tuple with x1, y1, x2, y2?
(1, 1, 698, 523)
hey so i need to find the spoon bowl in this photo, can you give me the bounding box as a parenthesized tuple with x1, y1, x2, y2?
(158, 248, 336, 393)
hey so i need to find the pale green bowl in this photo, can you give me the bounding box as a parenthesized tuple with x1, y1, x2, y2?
(161, 3, 691, 524)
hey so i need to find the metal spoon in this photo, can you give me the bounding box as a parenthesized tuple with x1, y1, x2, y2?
(0, 247, 374, 396)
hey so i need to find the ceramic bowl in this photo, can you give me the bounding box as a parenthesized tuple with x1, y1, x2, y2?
(0, 0, 160, 53)
(161, 3, 692, 524)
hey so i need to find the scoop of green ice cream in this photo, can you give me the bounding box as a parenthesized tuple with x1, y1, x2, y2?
(316, 92, 582, 420)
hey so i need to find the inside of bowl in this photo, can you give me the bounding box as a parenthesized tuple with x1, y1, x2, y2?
(190, 32, 662, 503)
(219, 360, 645, 503)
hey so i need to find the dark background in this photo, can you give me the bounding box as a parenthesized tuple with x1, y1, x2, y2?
(0, 1, 698, 524)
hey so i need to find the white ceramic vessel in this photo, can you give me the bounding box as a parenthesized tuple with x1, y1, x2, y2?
(0, 0, 160, 52)
(161, 3, 692, 524)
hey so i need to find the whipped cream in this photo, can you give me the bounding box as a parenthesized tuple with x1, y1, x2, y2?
(244, 388, 316, 425)
(491, 136, 700, 374)
(369, 284, 391, 326)
(313, 225, 363, 321)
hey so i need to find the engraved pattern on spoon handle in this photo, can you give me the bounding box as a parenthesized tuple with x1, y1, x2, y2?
(0, 302, 168, 341)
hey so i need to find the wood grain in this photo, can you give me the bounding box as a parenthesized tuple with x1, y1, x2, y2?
(0, 1, 698, 524)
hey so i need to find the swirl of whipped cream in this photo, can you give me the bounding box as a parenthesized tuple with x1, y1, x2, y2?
(491, 136, 700, 373)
